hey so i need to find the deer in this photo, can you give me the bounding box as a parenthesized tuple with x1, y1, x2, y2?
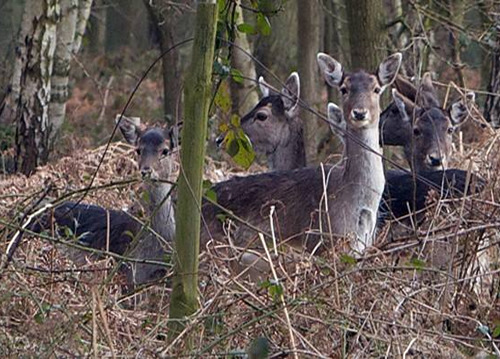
(34, 116, 176, 288)
(228, 71, 478, 223)
(201, 52, 403, 255)
(381, 73, 475, 173)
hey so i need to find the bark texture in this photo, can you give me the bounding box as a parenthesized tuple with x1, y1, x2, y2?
(49, 0, 92, 142)
(297, 0, 322, 163)
(484, 22, 500, 127)
(345, 0, 386, 70)
(144, 0, 183, 125)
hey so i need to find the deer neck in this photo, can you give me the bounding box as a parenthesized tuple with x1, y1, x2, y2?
(343, 123, 384, 185)
(269, 117, 306, 171)
(143, 164, 175, 241)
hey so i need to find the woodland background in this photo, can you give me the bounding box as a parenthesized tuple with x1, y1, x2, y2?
(0, 0, 500, 357)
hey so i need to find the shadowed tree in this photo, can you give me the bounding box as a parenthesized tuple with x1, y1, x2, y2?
(297, 0, 322, 163)
(345, 0, 386, 70)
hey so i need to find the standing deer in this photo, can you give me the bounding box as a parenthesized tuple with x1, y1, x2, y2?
(202, 52, 403, 254)
(227, 73, 478, 223)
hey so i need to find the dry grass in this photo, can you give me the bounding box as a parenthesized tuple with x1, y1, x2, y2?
(0, 125, 499, 357)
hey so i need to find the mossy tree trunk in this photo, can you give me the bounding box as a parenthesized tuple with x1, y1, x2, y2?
(345, 0, 386, 70)
(168, 0, 218, 339)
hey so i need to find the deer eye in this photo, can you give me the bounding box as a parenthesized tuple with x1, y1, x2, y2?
(256, 112, 268, 121)
(447, 127, 454, 135)
(413, 128, 421, 137)
(162, 148, 169, 156)
(374, 87, 382, 94)
(136, 148, 141, 155)
(340, 87, 348, 95)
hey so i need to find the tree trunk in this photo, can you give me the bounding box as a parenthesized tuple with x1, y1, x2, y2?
(49, 0, 92, 143)
(168, 0, 218, 339)
(446, 0, 465, 87)
(345, 0, 386, 70)
(9, 0, 59, 175)
(143, 1, 183, 125)
(297, 0, 322, 163)
(484, 22, 500, 127)
(230, 1, 259, 116)
(88, 0, 106, 55)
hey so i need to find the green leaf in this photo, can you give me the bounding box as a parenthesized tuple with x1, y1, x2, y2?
(230, 114, 241, 127)
(408, 258, 426, 272)
(205, 189, 217, 203)
(268, 282, 283, 302)
(256, 13, 271, 36)
(230, 68, 244, 84)
(237, 23, 257, 35)
(216, 213, 228, 222)
(215, 84, 232, 114)
(492, 324, 500, 338)
(340, 254, 357, 266)
(63, 226, 74, 238)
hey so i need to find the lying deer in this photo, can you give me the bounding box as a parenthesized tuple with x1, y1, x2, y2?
(34, 116, 176, 288)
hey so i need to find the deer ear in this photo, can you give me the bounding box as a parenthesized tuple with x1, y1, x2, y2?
(394, 75, 418, 102)
(281, 72, 300, 112)
(258, 76, 271, 97)
(317, 53, 344, 87)
(116, 115, 144, 145)
(449, 92, 475, 126)
(392, 89, 417, 123)
(377, 53, 402, 89)
(418, 72, 440, 108)
(327, 102, 345, 143)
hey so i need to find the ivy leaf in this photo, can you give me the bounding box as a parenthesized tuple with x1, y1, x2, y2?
(256, 13, 271, 36)
(340, 254, 357, 266)
(408, 258, 426, 272)
(231, 68, 244, 84)
(492, 323, 500, 338)
(237, 23, 257, 35)
(213, 60, 230, 77)
(215, 84, 232, 114)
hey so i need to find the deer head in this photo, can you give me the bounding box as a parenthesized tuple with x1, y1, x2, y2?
(116, 115, 172, 179)
(237, 72, 301, 156)
(317, 52, 402, 131)
(384, 74, 474, 172)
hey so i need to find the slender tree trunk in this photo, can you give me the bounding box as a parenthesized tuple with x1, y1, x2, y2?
(297, 0, 321, 163)
(345, 0, 386, 70)
(230, 1, 258, 116)
(168, 0, 218, 339)
(484, 22, 500, 127)
(143, 1, 182, 125)
(49, 0, 92, 143)
(446, 0, 465, 87)
(88, 0, 106, 55)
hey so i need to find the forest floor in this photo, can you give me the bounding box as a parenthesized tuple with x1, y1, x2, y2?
(0, 50, 499, 357)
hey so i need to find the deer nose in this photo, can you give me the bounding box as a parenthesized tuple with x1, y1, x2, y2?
(141, 166, 152, 177)
(427, 154, 443, 167)
(351, 109, 368, 121)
